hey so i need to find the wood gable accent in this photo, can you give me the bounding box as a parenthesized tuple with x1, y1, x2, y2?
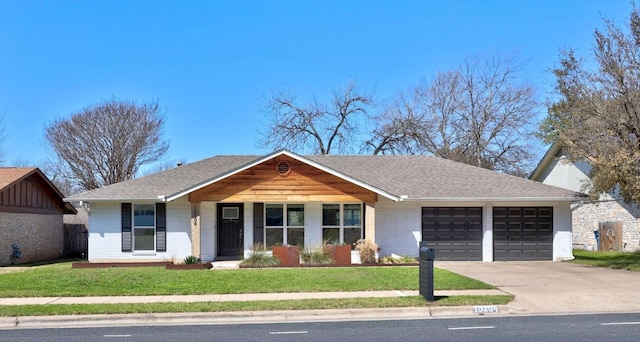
(189, 155, 378, 203)
(0, 173, 65, 215)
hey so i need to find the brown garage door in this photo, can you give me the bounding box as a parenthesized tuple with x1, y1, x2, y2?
(422, 207, 483, 261)
(493, 207, 553, 261)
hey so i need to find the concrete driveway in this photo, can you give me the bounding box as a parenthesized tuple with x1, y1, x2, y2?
(436, 261, 640, 314)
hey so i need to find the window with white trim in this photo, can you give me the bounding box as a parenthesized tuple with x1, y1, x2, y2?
(133, 204, 155, 251)
(322, 203, 362, 248)
(265, 204, 305, 247)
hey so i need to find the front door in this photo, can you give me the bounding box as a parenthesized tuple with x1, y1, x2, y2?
(217, 204, 244, 259)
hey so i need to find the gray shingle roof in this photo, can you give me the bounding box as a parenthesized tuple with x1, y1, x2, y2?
(66, 151, 581, 202)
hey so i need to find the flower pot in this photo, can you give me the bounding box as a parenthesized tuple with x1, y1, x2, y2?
(324, 245, 352, 265)
(272, 245, 300, 266)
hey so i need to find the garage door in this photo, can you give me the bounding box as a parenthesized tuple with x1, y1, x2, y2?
(422, 207, 483, 261)
(493, 207, 553, 261)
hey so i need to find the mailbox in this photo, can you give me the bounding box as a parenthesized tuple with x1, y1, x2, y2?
(419, 241, 435, 302)
(419, 245, 435, 261)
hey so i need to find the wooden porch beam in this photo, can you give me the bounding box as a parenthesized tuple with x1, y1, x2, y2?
(365, 202, 375, 243)
(191, 202, 201, 258)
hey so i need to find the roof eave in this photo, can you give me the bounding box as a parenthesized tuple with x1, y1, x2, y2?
(399, 196, 580, 202)
(529, 141, 563, 181)
(64, 197, 166, 203)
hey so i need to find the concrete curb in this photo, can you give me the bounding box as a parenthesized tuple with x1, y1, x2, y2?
(0, 306, 512, 330)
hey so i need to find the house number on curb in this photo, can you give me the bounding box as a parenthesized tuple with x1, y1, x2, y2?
(472, 305, 499, 314)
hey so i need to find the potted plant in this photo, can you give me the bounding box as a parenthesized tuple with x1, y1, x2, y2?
(240, 244, 280, 268)
(301, 246, 334, 265)
(354, 239, 379, 264)
(271, 244, 300, 266)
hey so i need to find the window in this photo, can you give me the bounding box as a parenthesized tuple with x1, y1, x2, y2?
(133, 204, 155, 251)
(323, 203, 362, 248)
(265, 204, 305, 248)
(222, 207, 239, 220)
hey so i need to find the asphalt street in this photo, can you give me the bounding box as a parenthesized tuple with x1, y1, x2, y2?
(1, 313, 639, 342)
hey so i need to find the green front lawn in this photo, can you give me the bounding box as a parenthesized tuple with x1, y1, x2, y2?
(570, 249, 640, 271)
(0, 263, 492, 297)
(0, 295, 513, 317)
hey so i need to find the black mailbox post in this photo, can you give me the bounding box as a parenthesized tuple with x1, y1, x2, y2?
(419, 241, 435, 302)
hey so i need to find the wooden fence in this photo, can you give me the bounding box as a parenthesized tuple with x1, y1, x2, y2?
(63, 224, 88, 258)
(598, 221, 623, 252)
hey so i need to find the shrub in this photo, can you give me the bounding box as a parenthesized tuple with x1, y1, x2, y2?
(183, 256, 201, 264)
(301, 246, 334, 265)
(240, 244, 280, 268)
(380, 255, 417, 264)
(379, 256, 397, 264)
(398, 255, 417, 264)
(354, 239, 378, 264)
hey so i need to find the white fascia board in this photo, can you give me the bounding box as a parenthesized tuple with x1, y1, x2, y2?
(529, 141, 562, 181)
(399, 197, 578, 202)
(63, 197, 165, 203)
(166, 149, 400, 202)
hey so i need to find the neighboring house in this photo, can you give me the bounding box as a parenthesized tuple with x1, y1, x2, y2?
(65, 150, 579, 263)
(0, 167, 77, 265)
(530, 142, 640, 252)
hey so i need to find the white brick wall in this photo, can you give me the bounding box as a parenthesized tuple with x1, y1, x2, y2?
(482, 204, 494, 262)
(375, 200, 422, 258)
(88, 200, 192, 263)
(553, 202, 573, 260)
(88, 199, 574, 262)
(243, 203, 253, 257)
(166, 199, 192, 261)
(201, 202, 216, 261)
(87, 202, 120, 262)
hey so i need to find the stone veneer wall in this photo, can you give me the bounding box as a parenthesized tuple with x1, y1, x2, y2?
(0, 212, 63, 265)
(572, 200, 640, 252)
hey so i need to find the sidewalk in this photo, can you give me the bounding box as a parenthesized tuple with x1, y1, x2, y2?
(0, 289, 504, 305)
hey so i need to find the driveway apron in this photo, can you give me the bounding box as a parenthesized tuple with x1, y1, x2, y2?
(436, 261, 640, 314)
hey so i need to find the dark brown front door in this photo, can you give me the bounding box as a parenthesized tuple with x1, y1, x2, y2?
(217, 204, 243, 259)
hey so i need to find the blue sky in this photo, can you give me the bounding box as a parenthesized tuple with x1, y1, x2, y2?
(0, 0, 633, 170)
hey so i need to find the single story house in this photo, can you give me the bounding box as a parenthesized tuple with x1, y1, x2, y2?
(1, 167, 77, 265)
(66, 150, 580, 262)
(530, 142, 640, 252)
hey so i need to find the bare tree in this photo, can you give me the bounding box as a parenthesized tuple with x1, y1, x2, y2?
(41, 161, 78, 197)
(259, 80, 374, 155)
(367, 53, 538, 176)
(540, 6, 640, 202)
(45, 98, 169, 191)
(364, 92, 427, 155)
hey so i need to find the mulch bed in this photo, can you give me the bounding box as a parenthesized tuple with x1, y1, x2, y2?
(72, 262, 214, 270)
(72, 262, 170, 269)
